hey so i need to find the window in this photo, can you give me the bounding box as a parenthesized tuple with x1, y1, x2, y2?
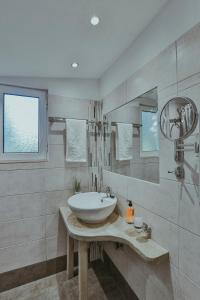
(0, 85, 48, 162)
(140, 109, 159, 157)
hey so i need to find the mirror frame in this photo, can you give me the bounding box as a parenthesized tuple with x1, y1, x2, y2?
(160, 96, 198, 141)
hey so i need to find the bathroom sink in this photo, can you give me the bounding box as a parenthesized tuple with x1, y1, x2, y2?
(68, 192, 117, 224)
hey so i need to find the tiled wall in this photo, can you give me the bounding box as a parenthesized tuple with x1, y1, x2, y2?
(88, 101, 103, 192)
(0, 93, 90, 274)
(103, 23, 200, 300)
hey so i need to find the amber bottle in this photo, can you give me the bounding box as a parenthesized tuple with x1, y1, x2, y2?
(127, 200, 134, 224)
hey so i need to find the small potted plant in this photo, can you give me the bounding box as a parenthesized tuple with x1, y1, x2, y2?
(73, 177, 81, 194)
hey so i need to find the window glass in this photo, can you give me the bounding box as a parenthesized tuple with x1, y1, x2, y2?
(141, 111, 159, 152)
(4, 94, 39, 153)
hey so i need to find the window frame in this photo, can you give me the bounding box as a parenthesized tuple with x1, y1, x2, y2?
(140, 106, 159, 158)
(0, 84, 48, 162)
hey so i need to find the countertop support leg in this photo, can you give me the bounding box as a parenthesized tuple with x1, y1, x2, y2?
(79, 241, 88, 300)
(67, 233, 74, 280)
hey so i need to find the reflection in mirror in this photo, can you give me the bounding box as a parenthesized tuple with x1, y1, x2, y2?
(103, 88, 159, 183)
(160, 97, 198, 141)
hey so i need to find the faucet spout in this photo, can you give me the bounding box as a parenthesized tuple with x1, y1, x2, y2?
(142, 223, 152, 239)
(105, 186, 111, 197)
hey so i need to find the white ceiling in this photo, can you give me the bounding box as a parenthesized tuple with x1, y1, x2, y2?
(0, 0, 168, 78)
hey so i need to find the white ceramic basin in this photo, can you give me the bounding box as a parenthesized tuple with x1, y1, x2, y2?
(68, 192, 117, 224)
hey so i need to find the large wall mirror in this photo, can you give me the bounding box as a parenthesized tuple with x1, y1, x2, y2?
(103, 88, 159, 183)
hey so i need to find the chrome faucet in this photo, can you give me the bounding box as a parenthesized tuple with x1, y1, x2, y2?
(142, 223, 152, 239)
(100, 186, 111, 202)
(105, 186, 111, 197)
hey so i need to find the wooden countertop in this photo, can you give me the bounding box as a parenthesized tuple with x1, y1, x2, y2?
(60, 207, 169, 263)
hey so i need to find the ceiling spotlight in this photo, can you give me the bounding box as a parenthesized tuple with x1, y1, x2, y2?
(71, 62, 79, 68)
(90, 16, 100, 26)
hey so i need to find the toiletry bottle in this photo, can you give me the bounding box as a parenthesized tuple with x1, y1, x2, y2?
(127, 200, 134, 224)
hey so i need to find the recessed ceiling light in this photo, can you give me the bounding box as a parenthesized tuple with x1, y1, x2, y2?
(71, 62, 79, 68)
(90, 16, 100, 26)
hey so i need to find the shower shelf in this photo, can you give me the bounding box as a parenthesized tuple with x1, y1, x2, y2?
(60, 206, 169, 300)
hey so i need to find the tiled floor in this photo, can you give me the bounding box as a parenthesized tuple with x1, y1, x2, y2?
(0, 263, 126, 300)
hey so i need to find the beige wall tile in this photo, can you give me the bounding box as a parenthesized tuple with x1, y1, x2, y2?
(0, 239, 46, 273)
(179, 228, 200, 286)
(45, 214, 59, 238)
(178, 72, 200, 91)
(48, 95, 90, 120)
(0, 193, 46, 222)
(44, 168, 65, 192)
(173, 269, 200, 300)
(0, 217, 45, 248)
(0, 169, 45, 196)
(126, 44, 176, 104)
(45, 189, 72, 215)
(46, 215, 68, 260)
(46, 236, 67, 260)
(177, 24, 200, 82)
(179, 182, 200, 236)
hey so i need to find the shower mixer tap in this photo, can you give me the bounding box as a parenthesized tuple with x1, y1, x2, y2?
(168, 165, 185, 180)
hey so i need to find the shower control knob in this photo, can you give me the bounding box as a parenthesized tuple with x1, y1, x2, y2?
(168, 166, 185, 180)
(194, 142, 200, 154)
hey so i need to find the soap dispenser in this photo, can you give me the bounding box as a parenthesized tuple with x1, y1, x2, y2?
(126, 200, 134, 224)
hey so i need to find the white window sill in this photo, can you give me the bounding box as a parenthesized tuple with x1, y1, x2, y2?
(0, 158, 48, 164)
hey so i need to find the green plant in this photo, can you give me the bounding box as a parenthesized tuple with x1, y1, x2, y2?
(73, 177, 81, 193)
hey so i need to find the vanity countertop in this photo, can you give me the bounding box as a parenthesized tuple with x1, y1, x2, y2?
(60, 207, 169, 263)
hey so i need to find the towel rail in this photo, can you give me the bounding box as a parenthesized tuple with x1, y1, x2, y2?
(111, 121, 142, 128)
(49, 117, 143, 128)
(49, 117, 109, 129)
(49, 117, 90, 123)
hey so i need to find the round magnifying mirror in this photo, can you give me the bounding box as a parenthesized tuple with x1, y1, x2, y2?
(160, 97, 198, 141)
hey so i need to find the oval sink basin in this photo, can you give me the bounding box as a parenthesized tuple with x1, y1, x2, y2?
(68, 192, 117, 224)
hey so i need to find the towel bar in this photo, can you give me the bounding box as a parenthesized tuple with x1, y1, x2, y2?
(49, 117, 90, 123)
(111, 121, 142, 128)
(48, 117, 106, 128)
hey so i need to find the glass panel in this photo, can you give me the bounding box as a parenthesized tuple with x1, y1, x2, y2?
(103, 88, 159, 184)
(4, 94, 39, 153)
(141, 111, 159, 152)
